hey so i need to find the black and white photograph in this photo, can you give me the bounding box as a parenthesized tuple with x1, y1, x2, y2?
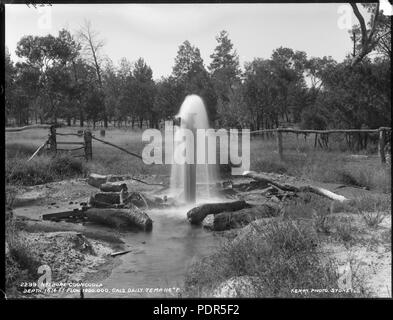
(2, 1, 392, 301)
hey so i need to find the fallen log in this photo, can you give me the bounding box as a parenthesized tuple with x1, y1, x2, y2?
(87, 173, 108, 188)
(85, 206, 153, 231)
(100, 183, 128, 192)
(89, 192, 121, 206)
(125, 192, 166, 208)
(243, 171, 349, 202)
(202, 204, 280, 231)
(88, 197, 118, 208)
(187, 200, 251, 225)
(88, 173, 164, 189)
(110, 250, 131, 257)
(106, 175, 127, 182)
(42, 208, 87, 222)
(89, 191, 164, 209)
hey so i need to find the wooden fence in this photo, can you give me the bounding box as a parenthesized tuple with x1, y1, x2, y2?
(5, 125, 140, 161)
(6, 124, 93, 161)
(5, 124, 391, 164)
(247, 127, 391, 164)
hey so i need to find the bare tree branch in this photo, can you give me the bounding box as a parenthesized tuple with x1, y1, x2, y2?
(350, 2, 381, 66)
(350, 3, 367, 45)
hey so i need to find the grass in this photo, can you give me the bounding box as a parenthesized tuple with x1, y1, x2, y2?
(184, 217, 362, 297)
(250, 134, 390, 193)
(6, 126, 390, 192)
(6, 126, 386, 298)
(5, 184, 42, 294)
(6, 154, 88, 186)
(331, 194, 391, 214)
(335, 222, 356, 243)
(361, 211, 386, 228)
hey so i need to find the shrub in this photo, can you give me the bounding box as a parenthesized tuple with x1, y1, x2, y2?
(331, 194, 391, 214)
(5, 143, 38, 159)
(253, 159, 287, 174)
(362, 211, 386, 228)
(6, 211, 41, 293)
(50, 154, 86, 177)
(184, 219, 353, 298)
(6, 154, 88, 186)
(336, 221, 355, 243)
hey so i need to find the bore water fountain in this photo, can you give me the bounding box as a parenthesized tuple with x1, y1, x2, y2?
(87, 95, 224, 297)
(170, 94, 218, 203)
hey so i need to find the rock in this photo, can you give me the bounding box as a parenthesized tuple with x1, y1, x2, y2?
(87, 173, 108, 188)
(212, 276, 264, 298)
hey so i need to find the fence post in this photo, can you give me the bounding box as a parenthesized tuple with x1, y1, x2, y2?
(84, 130, 93, 161)
(378, 128, 386, 164)
(48, 125, 57, 156)
(277, 128, 283, 161)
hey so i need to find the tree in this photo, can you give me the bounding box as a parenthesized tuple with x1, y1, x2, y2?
(5, 48, 17, 125)
(172, 40, 217, 121)
(78, 20, 108, 127)
(15, 30, 80, 124)
(132, 58, 156, 128)
(270, 47, 308, 123)
(305, 56, 337, 91)
(154, 76, 185, 123)
(243, 58, 280, 130)
(349, 2, 390, 66)
(71, 57, 96, 127)
(173, 41, 204, 81)
(305, 60, 391, 130)
(103, 59, 122, 126)
(373, 14, 391, 60)
(209, 30, 241, 103)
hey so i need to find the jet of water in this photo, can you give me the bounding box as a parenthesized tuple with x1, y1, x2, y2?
(170, 95, 218, 203)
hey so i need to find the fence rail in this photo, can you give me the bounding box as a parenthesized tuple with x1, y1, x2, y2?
(5, 124, 53, 132)
(271, 127, 391, 163)
(225, 127, 391, 164)
(5, 125, 391, 164)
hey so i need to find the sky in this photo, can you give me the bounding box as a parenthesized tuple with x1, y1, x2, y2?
(5, 3, 360, 80)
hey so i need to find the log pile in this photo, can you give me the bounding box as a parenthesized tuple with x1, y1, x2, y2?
(243, 171, 349, 203)
(185, 171, 352, 231)
(86, 186, 153, 231)
(43, 173, 156, 232)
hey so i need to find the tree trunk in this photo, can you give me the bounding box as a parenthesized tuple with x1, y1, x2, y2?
(187, 200, 251, 225)
(202, 204, 279, 231)
(85, 206, 152, 231)
(244, 171, 349, 203)
(99, 183, 128, 193)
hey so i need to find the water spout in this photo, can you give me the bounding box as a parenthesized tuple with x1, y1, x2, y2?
(170, 95, 218, 203)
